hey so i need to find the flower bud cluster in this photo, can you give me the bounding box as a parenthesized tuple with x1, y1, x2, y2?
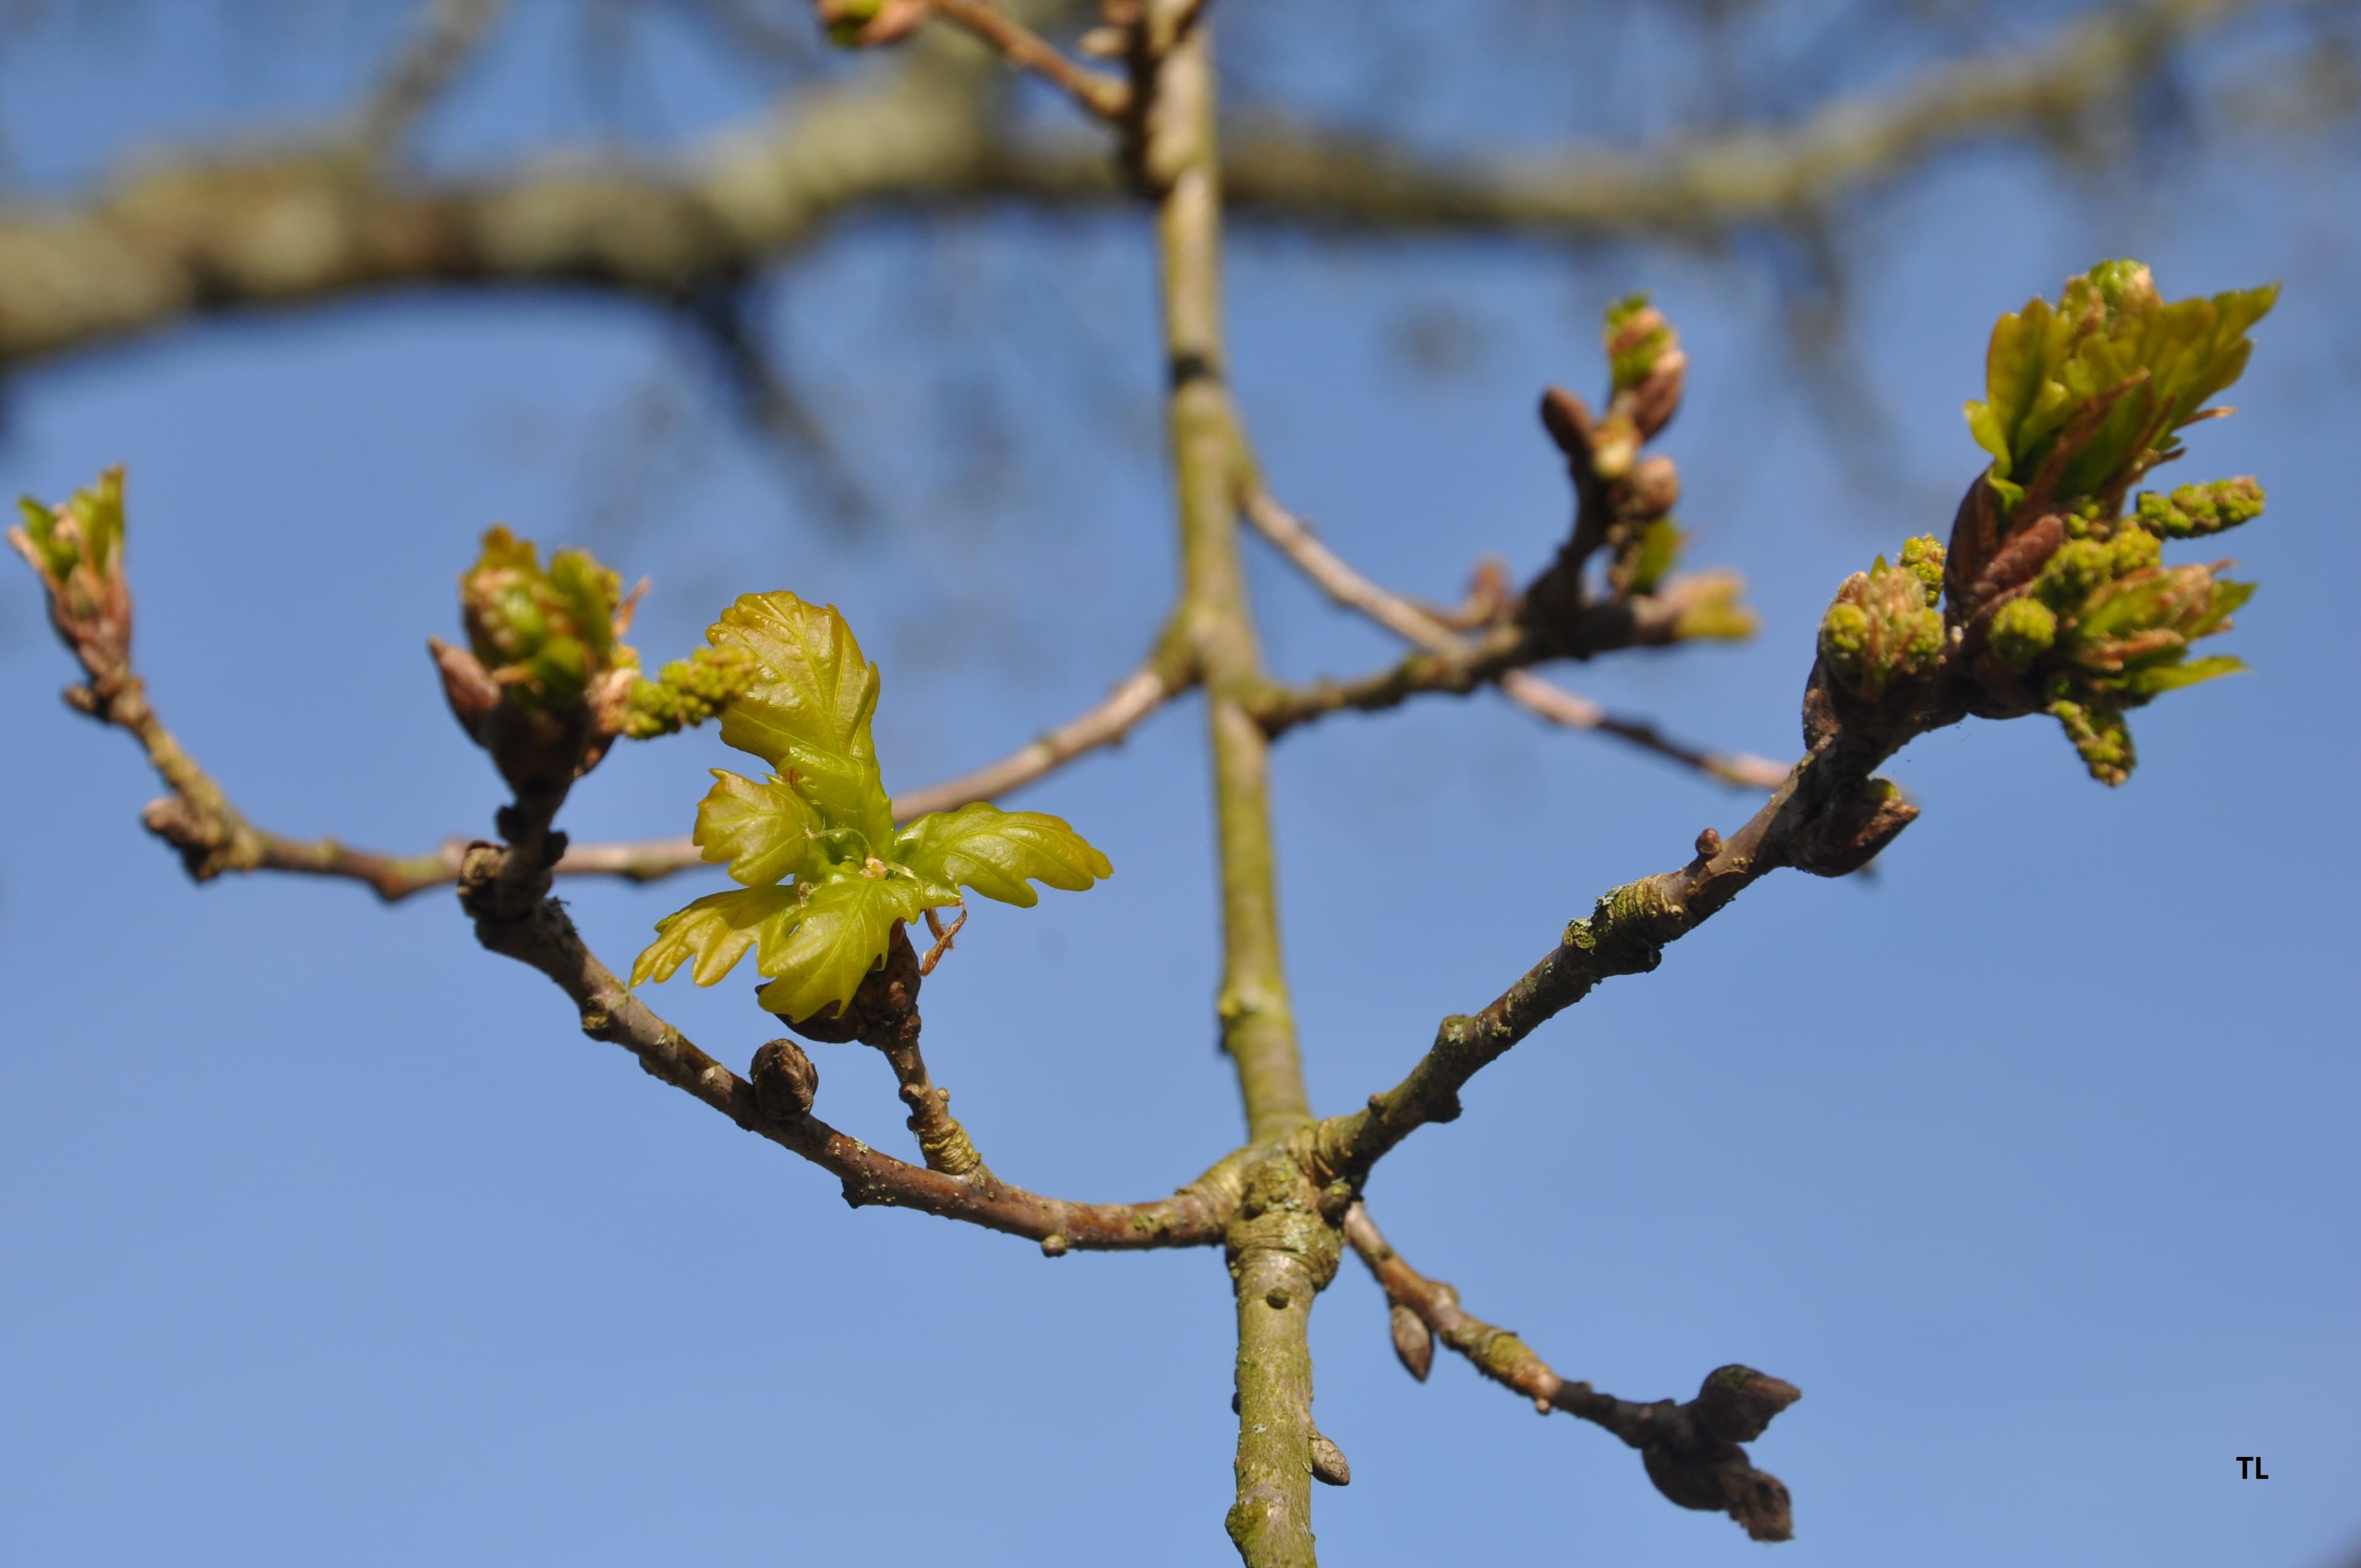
(2135, 477, 2265, 540)
(621, 643, 759, 739)
(460, 526, 636, 712)
(1816, 539, 1946, 706)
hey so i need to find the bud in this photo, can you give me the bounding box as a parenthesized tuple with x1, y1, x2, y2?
(1987, 596, 2057, 670)
(815, 0, 925, 46)
(443, 527, 644, 793)
(2048, 694, 2134, 786)
(1690, 1364, 1801, 1445)
(1816, 555, 1944, 703)
(2136, 477, 2264, 539)
(1308, 1430, 1352, 1487)
(1604, 293, 1686, 439)
(460, 526, 633, 711)
(1390, 1304, 1434, 1382)
(1896, 535, 1945, 605)
(1621, 454, 1681, 520)
(622, 643, 757, 739)
(750, 1037, 820, 1117)
(9, 467, 133, 679)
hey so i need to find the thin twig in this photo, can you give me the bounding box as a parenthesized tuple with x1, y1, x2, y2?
(1241, 488, 1787, 788)
(919, 907, 967, 975)
(349, 0, 510, 160)
(1343, 1206, 1799, 1543)
(456, 842, 1239, 1248)
(51, 623, 1193, 903)
(930, 0, 1131, 118)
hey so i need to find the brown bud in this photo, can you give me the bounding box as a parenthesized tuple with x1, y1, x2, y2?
(1623, 349, 1687, 441)
(1621, 454, 1682, 520)
(1389, 1304, 1434, 1382)
(1538, 384, 1595, 461)
(428, 635, 502, 741)
(749, 1038, 819, 1117)
(1308, 1430, 1351, 1487)
(1691, 1364, 1801, 1444)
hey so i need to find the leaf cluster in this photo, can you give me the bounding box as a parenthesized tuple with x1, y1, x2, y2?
(461, 526, 635, 711)
(1931, 263, 2277, 784)
(13, 466, 123, 588)
(632, 592, 1110, 1024)
(1964, 260, 2274, 517)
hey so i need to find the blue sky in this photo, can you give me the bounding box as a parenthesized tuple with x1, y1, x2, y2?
(2, 4, 2357, 1565)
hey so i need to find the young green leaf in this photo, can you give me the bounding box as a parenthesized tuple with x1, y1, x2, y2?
(631, 886, 805, 988)
(635, 593, 1112, 1023)
(708, 592, 897, 851)
(754, 874, 934, 1022)
(694, 770, 823, 888)
(894, 803, 1114, 908)
(1964, 263, 2276, 514)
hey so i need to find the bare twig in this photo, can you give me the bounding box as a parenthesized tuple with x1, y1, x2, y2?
(349, 0, 511, 160)
(1344, 1206, 1800, 1543)
(34, 612, 1192, 903)
(456, 842, 1239, 1248)
(1241, 488, 1787, 789)
(895, 625, 1195, 818)
(1316, 716, 1937, 1185)
(1248, 570, 1752, 740)
(931, 0, 1131, 118)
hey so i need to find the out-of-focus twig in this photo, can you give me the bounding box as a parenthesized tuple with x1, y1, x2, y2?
(349, 0, 512, 160)
(1241, 488, 1787, 788)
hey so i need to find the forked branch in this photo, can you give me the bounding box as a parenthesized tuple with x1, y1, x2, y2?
(1241, 487, 1786, 788)
(1345, 1206, 1799, 1542)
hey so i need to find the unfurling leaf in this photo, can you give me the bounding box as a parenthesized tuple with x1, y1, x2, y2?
(1963, 261, 2276, 516)
(635, 592, 1110, 1024)
(460, 526, 631, 710)
(753, 874, 933, 1022)
(708, 592, 896, 852)
(633, 886, 806, 988)
(895, 802, 1113, 909)
(695, 770, 824, 888)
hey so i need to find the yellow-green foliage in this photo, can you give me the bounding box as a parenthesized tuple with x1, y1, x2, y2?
(1965, 261, 2274, 513)
(633, 592, 1111, 1024)
(461, 526, 628, 710)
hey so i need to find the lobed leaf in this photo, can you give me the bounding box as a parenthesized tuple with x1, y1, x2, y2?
(694, 770, 822, 888)
(631, 886, 805, 988)
(754, 874, 935, 1023)
(894, 802, 1113, 908)
(708, 592, 896, 850)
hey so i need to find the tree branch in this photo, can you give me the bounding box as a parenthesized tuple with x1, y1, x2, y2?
(1344, 1205, 1800, 1543)
(454, 841, 1237, 1249)
(23, 588, 1191, 904)
(1241, 487, 1786, 788)
(0, 0, 2277, 371)
(1315, 718, 1932, 1184)
(1248, 569, 1751, 739)
(1214, 0, 2277, 237)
